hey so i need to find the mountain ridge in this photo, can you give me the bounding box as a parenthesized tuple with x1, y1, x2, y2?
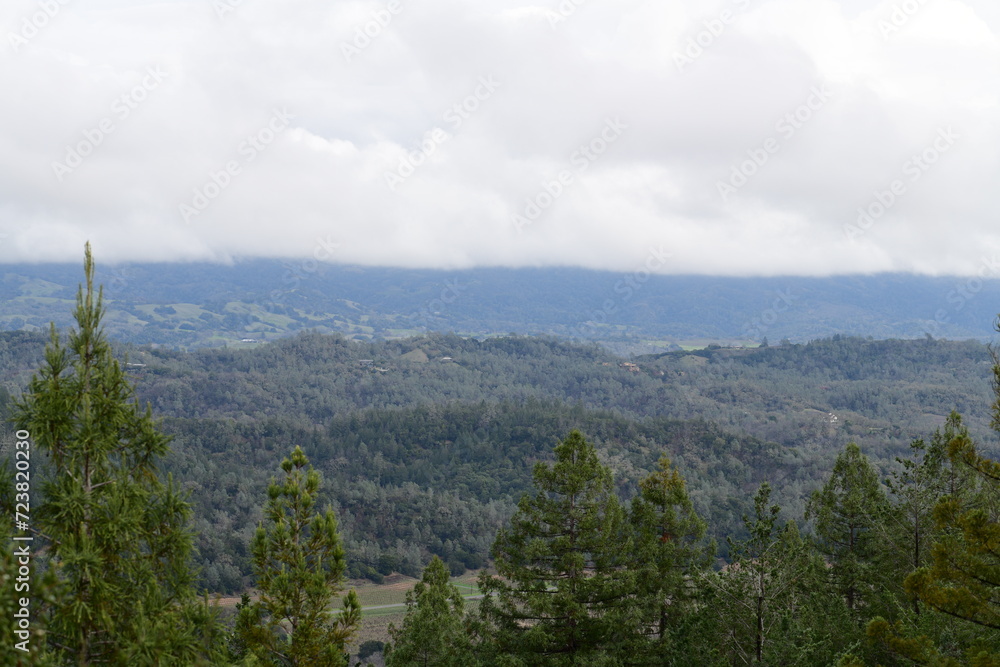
(2, 260, 999, 351)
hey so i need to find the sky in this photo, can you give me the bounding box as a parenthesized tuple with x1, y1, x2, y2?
(0, 0, 997, 276)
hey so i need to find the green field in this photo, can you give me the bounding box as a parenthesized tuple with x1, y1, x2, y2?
(213, 571, 483, 647)
(348, 572, 482, 645)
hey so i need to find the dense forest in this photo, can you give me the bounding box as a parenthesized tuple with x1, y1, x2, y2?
(4, 254, 1000, 664)
(1, 323, 998, 593)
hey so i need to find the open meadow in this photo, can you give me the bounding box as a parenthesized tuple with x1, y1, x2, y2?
(212, 571, 483, 646)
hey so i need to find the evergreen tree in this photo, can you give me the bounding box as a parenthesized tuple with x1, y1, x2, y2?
(902, 422, 1000, 651)
(477, 430, 635, 666)
(235, 445, 361, 666)
(709, 483, 837, 665)
(629, 454, 714, 660)
(806, 442, 893, 617)
(865, 337, 1000, 664)
(386, 555, 476, 666)
(867, 414, 1000, 664)
(857, 417, 982, 666)
(883, 426, 951, 615)
(12, 244, 222, 665)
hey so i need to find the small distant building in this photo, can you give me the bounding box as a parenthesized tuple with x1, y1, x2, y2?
(241, 338, 258, 343)
(439, 356, 453, 362)
(620, 362, 640, 372)
(358, 359, 374, 367)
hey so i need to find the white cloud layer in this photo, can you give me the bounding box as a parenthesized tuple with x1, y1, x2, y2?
(0, 0, 997, 275)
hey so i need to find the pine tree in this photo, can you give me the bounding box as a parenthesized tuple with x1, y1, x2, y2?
(868, 413, 1000, 663)
(881, 415, 981, 617)
(12, 243, 222, 665)
(806, 442, 893, 617)
(903, 421, 1000, 639)
(710, 483, 832, 665)
(235, 445, 361, 666)
(477, 430, 634, 666)
(865, 336, 1000, 664)
(629, 454, 714, 659)
(386, 555, 476, 666)
(883, 427, 949, 615)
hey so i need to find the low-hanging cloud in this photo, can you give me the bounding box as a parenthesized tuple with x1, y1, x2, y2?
(0, 0, 997, 276)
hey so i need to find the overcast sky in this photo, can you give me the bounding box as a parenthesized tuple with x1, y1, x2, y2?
(0, 0, 997, 276)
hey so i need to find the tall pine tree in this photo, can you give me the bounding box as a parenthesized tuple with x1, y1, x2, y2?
(868, 415, 1000, 663)
(386, 555, 476, 666)
(709, 483, 837, 666)
(477, 430, 634, 666)
(235, 445, 361, 666)
(883, 425, 950, 615)
(806, 442, 893, 618)
(629, 454, 714, 660)
(903, 421, 1000, 646)
(13, 243, 222, 665)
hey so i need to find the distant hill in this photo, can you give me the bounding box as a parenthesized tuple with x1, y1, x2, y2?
(2, 260, 1000, 351)
(1, 328, 998, 591)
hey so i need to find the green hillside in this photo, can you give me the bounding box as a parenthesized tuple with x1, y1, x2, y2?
(3, 262, 1000, 352)
(3, 329, 996, 595)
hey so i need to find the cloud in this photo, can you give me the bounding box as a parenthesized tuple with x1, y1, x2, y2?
(0, 0, 997, 276)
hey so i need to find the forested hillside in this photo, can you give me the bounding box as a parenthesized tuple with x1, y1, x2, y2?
(1, 328, 997, 596)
